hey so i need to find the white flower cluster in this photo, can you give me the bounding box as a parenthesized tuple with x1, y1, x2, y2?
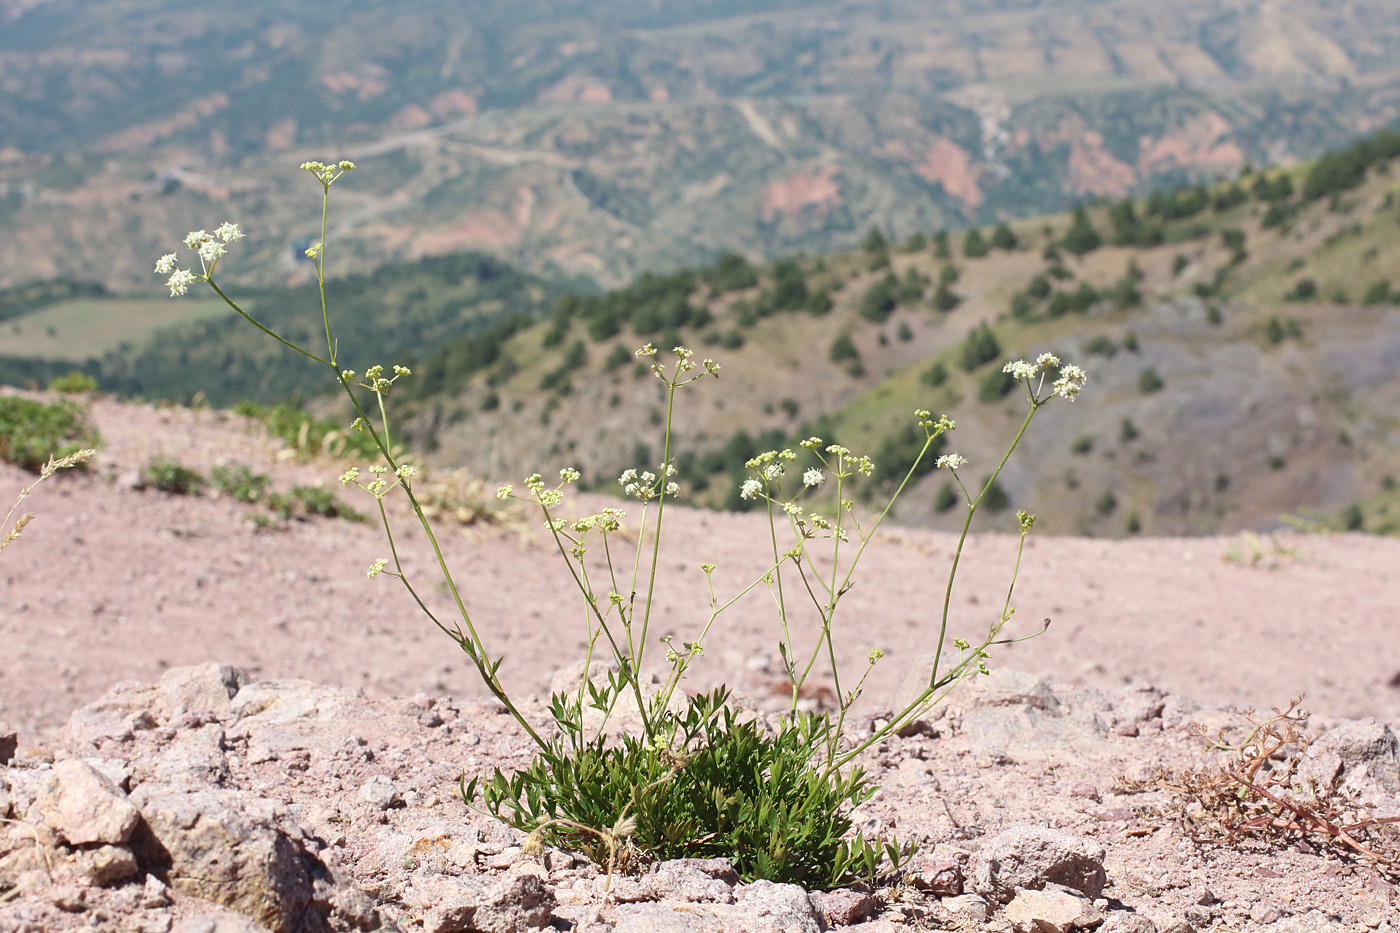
(935, 453, 968, 470)
(154, 222, 244, 296)
(1052, 364, 1087, 401)
(618, 466, 680, 502)
(1000, 353, 1088, 401)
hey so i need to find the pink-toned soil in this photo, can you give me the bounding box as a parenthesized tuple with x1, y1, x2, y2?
(3, 392, 1399, 747)
(3, 391, 1400, 930)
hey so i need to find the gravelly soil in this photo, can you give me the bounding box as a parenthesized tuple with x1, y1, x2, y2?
(3, 392, 1399, 745)
(1, 392, 1399, 932)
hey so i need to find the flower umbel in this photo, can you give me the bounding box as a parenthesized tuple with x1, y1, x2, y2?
(156, 220, 245, 296)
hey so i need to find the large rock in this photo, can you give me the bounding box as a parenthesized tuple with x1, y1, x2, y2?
(972, 826, 1107, 904)
(139, 722, 231, 788)
(0, 720, 16, 765)
(173, 912, 275, 933)
(1005, 887, 1104, 933)
(1298, 718, 1400, 801)
(62, 679, 161, 756)
(606, 879, 824, 933)
(129, 786, 318, 933)
(402, 869, 555, 933)
(157, 663, 251, 719)
(33, 758, 141, 846)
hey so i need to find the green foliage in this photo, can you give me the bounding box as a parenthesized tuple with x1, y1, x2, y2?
(1107, 198, 1162, 247)
(0, 279, 106, 325)
(605, 344, 634, 372)
(897, 268, 929, 305)
(1120, 418, 1140, 443)
(478, 689, 911, 890)
(978, 368, 1016, 403)
(233, 401, 381, 460)
(979, 477, 1009, 512)
(1108, 275, 1142, 310)
(932, 230, 950, 260)
(766, 259, 810, 312)
(211, 463, 272, 503)
(47, 371, 99, 394)
(1026, 274, 1051, 300)
(1047, 282, 1098, 317)
(210, 461, 362, 522)
(127, 252, 550, 407)
(1070, 435, 1094, 455)
(920, 360, 948, 387)
(1251, 172, 1294, 202)
(931, 281, 961, 312)
(1146, 186, 1209, 221)
(1363, 280, 1392, 305)
(960, 324, 1000, 371)
(1341, 503, 1365, 532)
(1061, 207, 1101, 256)
(1286, 279, 1317, 301)
(963, 228, 989, 259)
(804, 288, 833, 316)
(1261, 200, 1298, 230)
(1082, 335, 1117, 358)
(268, 485, 365, 522)
(1096, 489, 1118, 515)
(861, 227, 888, 253)
(1212, 184, 1248, 212)
(1302, 128, 1400, 202)
(933, 481, 958, 512)
(412, 316, 527, 399)
(140, 457, 204, 495)
(709, 252, 758, 292)
(990, 222, 1018, 251)
(828, 333, 860, 365)
(869, 422, 946, 488)
(1264, 317, 1303, 345)
(1138, 368, 1165, 394)
(0, 397, 97, 473)
(858, 274, 898, 323)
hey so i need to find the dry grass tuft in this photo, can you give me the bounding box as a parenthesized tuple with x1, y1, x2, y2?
(1, 447, 97, 555)
(1120, 698, 1400, 872)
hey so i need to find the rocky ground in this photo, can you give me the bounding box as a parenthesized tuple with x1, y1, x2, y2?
(1, 393, 1399, 931)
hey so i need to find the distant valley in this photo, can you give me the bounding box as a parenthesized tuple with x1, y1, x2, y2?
(5, 0, 1400, 288)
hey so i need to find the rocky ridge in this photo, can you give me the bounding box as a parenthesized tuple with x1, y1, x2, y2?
(1, 663, 1397, 933)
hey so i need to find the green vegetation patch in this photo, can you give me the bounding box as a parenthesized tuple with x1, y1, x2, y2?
(0, 396, 98, 473)
(1, 297, 233, 362)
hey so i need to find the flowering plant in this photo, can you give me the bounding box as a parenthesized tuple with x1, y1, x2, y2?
(157, 161, 1088, 889)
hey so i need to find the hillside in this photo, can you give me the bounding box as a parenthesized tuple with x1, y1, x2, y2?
(375, 130, 1400, 539)
(0, 251, 571, 406)
(7, 0, 1400, 287)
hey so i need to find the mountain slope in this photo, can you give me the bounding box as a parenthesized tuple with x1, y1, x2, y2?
(386, 132, 1400, 538)
(6, 0, 1400, 288)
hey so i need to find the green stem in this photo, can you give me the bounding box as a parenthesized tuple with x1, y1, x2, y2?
(928, 401, 1041, 690)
